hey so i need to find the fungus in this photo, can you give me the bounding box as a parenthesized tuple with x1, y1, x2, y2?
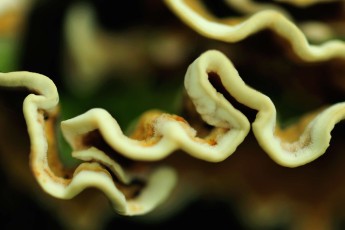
(0, 1, 345, 229)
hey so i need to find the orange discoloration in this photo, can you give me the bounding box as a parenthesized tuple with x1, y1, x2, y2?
(30, 108, 75, 186)
(207, 139, 217, 146)
(130, 110, 164, 147)
(274, 108, 323, 143)
(172, 115, 187, 123)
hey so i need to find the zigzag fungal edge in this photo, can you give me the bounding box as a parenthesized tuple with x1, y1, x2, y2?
(61, 48, 345, 169)
(197, 50, 345, 167)
(0, 71, 176, 216)
(164, 0, 345, 61)
(61, 64, 251, 162)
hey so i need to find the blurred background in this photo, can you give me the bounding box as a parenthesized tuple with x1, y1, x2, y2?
(0, 0, 344, 229)
(0, 0, 247, 229)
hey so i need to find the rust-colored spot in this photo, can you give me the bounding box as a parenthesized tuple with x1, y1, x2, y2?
(172, 115, 187, 123)
(32, 168, 40, 178)
(129, 110, 165, 147)
(31, 107, 74, 186)
(207, 139, 217, 146)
